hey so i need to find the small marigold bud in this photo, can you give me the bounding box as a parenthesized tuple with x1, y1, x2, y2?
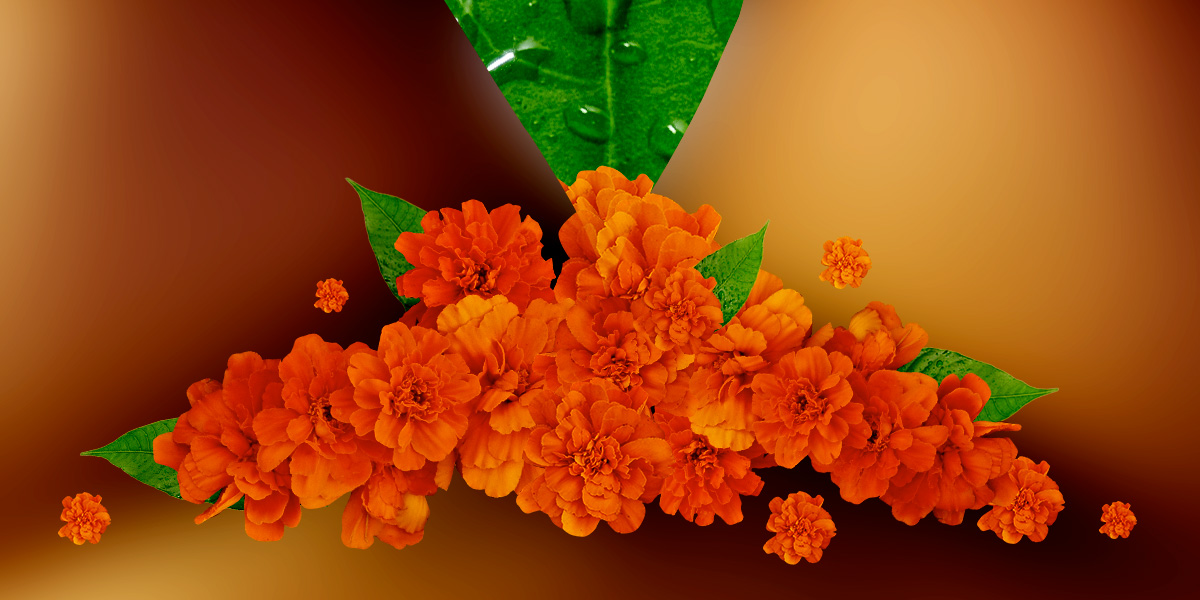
(763, 491, 836, 564)
(58, 492, 111, 545)
(1099, 501, 1136, 539)
(314, 278, 349, 313)
(819, 237, 871, 289)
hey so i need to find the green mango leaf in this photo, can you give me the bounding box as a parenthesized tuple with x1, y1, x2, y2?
(445, 0, 744, 183)
(897, 348, 1057, 422)
(348, 178, 425, 309)
(82, 418, 243, 510)
(696, 221, 767, 324)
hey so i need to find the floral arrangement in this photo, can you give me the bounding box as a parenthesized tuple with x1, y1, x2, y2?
(76, 0, 1132, 558)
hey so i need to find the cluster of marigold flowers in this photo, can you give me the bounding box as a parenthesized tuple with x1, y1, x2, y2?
(150, 166, 1068, 559)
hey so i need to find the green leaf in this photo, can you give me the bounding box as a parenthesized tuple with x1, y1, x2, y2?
(348, 178, 425, 308)
(445, 0, 744, 183)
(695, 221, 767, 324)
(82, 418, 243, 510)
(896, 348, 1058, 422)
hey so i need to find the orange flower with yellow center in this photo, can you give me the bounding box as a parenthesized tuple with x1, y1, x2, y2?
(153, 352, 304, 541)
(813, 370, 949, 504)
(1099, 501, 1136, 539)
(751, 347, 864, 468)
(58, 492, 110, 545)
(977, 456, 1065, 543)
(345, 322, 481, 471)
(656, 414, 763, 525)
(394, 200, 554, 310)
(882, 374, 1020, 526)
(763, 491, 836, 565)
(819, 236, 871, 289)
(252, 334, 384, 509)
(815, 301, 928, 374)
(437, 295, 563, 497)
(314, 278, 349, 313)
(517, 381, 672, 536)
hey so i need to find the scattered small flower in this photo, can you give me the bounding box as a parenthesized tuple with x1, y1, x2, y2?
(314, 278, 349, 313)
(1099, 501, 1136, 539)
(763, 491, 836, 564)
(58, 492, 110, 545)
(819, 237, 871, 289)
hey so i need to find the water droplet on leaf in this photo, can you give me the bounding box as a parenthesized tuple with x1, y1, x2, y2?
(486, 38, 551, 85)
(649, 118, 688, 158)
(564, 104, 611, 143)
(612, 41, 647, 65)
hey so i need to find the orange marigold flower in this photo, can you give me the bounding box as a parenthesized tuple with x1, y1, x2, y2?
(813, 370, 949, 504)
(394, 200, 554, 310)
(341, 461, 451, 550)
(314, 278, 349, 313)
(252, 334, 384, 509)
(656, 414, 764, 525)
(750, 348, 863, 468)
(816, 301, 928, 374)
(882, 374, 1020, 526)
(977, 456, 1065, 543)
(1099, 501, 1136, 539)
(555, 301, 675, 400)
(517, 380, 672, 536)
(437, 295, 563, 497)
(345, 322, 481, 471)
(633, 266, 723, 354)
(763, 491, 836, 565)
(58, 492, 110, 545)
(153, 352, 303, 541)
(819, 236, 870, 289)
(687, 270, 814, 450)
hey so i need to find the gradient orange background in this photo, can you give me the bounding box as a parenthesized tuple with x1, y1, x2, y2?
(2, 0, 1194, 597)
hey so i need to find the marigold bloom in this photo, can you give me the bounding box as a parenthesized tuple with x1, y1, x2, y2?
(437, 295, 563, 497)
(882, 374, 1020, 526)
(751, 348, 863, 468)
(763, 491, 836, 565)
(341, 462, 448, 550)
(977, 456, 1065, 543)
(517, 381, 672, 536)
(313, 278, 349, 313)
(813, 370, 948, 504)
(656, 414, 764, 525)
(819, 237, 870, 289)
(344, 322, 481, 470)
(633, 266, 723, 354)
(394, 200, 554, 310)
(687, 270, 815, 450)
(58, 493, 110, 545)
(252, 334, 382, 509)
(817, 301, 928, 374)
(1099, 501, 1136, 539)
(153, 352, 303, 541)
(555, 302, 674, 400)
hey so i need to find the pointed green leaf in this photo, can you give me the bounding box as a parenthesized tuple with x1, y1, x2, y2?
(896, 348, 1057, 422)
(445, 0, 744, 183)
(83, 418, 242, 510)
(696, 221, 767, 324)
(348, 178, 425, 308)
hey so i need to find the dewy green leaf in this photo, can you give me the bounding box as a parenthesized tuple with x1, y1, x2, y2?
(82, 418, 242, 510)
(445, 0, 744, 183)
(696, 221, 767, 324)
(347, 178, 425, 308)
(897, 348, 1058, 422)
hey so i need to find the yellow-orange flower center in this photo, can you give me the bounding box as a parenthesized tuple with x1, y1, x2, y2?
(455, 257, 496, 294)
(570, 435, 620, 479)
